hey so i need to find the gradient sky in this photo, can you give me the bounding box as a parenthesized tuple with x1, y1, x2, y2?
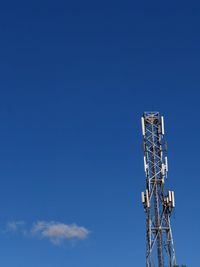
(0, 1, 199, 266)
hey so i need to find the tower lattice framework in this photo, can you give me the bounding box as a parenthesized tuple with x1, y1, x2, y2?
(141, 112, 176, 267)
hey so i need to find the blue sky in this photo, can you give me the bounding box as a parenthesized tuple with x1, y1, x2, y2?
(0, 1, 199, 266)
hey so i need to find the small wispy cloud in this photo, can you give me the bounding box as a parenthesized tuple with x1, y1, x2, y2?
(4, 220, 90, 246)
(7, 221, 25, 232)
(6, 221, 27, 236)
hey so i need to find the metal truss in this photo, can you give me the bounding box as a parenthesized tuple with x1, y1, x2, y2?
(141, 112, 176, 267)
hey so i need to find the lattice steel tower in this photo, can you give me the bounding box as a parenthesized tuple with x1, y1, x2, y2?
(141, 112, 176, 267)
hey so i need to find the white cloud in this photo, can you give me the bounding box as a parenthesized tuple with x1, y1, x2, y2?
(31, 221, 89, 245)
(5, 220, 90, 246)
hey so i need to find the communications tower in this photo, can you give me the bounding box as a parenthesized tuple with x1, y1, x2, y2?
(141, 112, 176, 267)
